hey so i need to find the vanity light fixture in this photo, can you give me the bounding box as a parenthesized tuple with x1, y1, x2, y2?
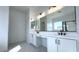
(49, 6, 56, 9)
(30, 18, 35, 22)
(40, 13, 42, 15)
(37, 12, 45, 19)
(52, 6, 56, 8)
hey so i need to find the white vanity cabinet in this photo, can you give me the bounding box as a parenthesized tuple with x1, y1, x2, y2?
(30, 33, 37, 46)
(58, 38, 77, 52)
(30, 33, 42, 47)
(47, 37, 58, 52)
(47, 37, 77, 52)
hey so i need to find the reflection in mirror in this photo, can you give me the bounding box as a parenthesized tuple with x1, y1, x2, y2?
(40, 16, 47, 31)
(35, 6, 76, 32)
(31, 21, 36, 29)
(46, 6, 76, 32)
(36, 20, 40, 30)
(54, 21, 62, 31)
(66, 21, 76, 31)
(47, 21, 53, 31)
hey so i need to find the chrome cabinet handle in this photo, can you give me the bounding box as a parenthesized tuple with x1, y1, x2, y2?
(58, 40, 60, 45)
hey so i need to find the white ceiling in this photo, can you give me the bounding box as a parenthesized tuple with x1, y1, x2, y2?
(10, 6, 29, 13)
(30, 6, 49, 15)
(10, 6, 49, 15)
(10, 6, 75, 19)
(10, 6, 49, 19)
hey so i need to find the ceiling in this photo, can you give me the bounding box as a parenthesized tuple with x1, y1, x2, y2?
(10, 6, 74, 19)
(10, 6, 49, 15)
(10, 6, 49, 20)
(30, 6, 49, 15)
(10, 6, 29, 13)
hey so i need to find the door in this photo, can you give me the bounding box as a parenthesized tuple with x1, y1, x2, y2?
(58, 39, 76, 52)
(47, 37, 58, 52)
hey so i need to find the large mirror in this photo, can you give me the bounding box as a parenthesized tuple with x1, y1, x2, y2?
(40, 16, 47, 31)
(34, 6, 76, 32)
(46, 6, 76, 32)
(31, 20, 36, 29)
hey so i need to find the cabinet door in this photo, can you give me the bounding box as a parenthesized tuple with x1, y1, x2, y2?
(58, 39, 76, 52)
(32, 34, 37, 46)
(47, 37, 58, 52)
(36, 37, 42, 47)
(30, 34, 36, 46)
(29, 34, 33, 44)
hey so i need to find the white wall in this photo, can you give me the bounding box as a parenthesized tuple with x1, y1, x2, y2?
(0, 6, 9, 52)
(25, 8, 30, 43)
(8, 7, 26, 44)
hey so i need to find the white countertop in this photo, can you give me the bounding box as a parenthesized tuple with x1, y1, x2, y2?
(30, 32, 79, 40)
(36, 33, 78, 40)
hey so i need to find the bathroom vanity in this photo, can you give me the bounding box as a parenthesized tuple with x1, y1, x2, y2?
(47, 36, 77, 52)
(29, 32, 77, 52)
(30, 6, 78, 52)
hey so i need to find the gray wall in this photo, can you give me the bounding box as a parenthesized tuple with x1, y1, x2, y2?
(8, 7, 26, 44)
(0, 6, 9, 51)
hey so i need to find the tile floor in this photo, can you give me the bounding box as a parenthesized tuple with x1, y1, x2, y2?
(8, 42, 47, 52)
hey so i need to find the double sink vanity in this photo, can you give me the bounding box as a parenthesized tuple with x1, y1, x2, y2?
(30, 32, 77, 52)
(30, 6, 78, 52)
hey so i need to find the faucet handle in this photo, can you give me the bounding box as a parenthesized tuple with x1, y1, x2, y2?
(58, 32, 60, 35)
